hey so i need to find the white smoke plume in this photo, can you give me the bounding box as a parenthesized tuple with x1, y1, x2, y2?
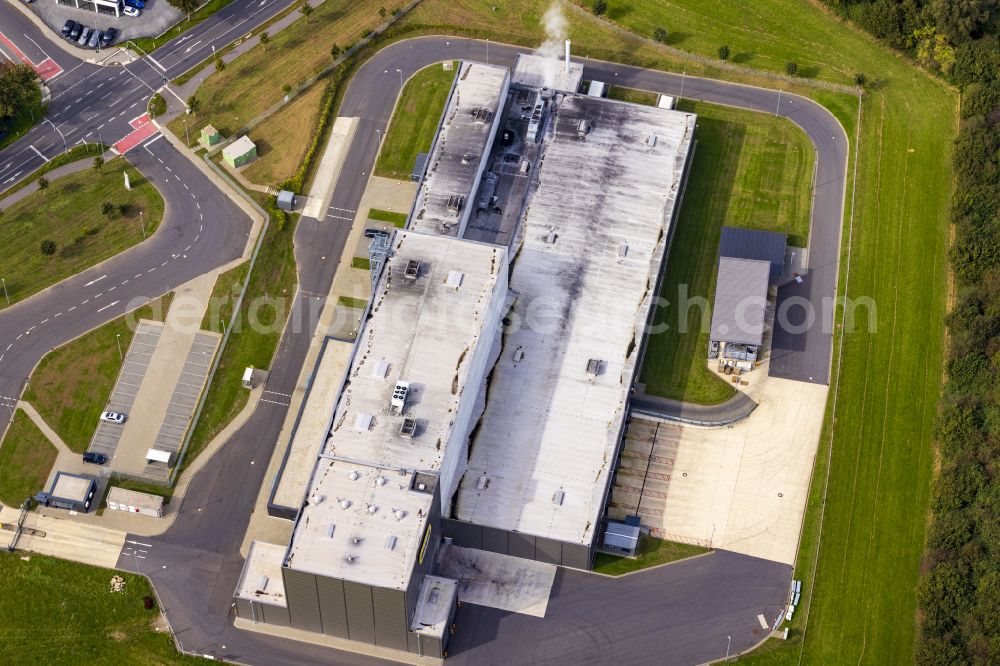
(534, 3, 567, 88)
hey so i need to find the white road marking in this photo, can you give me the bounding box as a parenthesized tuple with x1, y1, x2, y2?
(28, 145, 49, 162)
(97, 300, 119, 312)
(84, 274, 107, 286)
(126, 539, 153, 547)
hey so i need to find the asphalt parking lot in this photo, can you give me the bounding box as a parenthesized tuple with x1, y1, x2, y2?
(27, 0, 182, 47)
(87, 320, 162, 458)
(145, 331, 219, 469)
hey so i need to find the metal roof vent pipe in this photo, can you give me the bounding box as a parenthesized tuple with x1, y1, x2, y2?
(564, 39, 571, 76)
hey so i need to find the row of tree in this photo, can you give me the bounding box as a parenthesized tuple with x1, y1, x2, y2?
(822, 1, 1000, 664)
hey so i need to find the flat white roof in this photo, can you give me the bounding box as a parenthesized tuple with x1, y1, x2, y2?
(106, 486, 164, 511)
(456, 94, 696, 545)
(51, 473, 93, 502)
(235, 541, 288, 607)
(287, 231, 505, 589)
(409, 62, 508, 238)
(223, 135, 256, 158)
(512, 53, 584, 92)
(410, 575, 457, 637)
(272, 340, 354, 510)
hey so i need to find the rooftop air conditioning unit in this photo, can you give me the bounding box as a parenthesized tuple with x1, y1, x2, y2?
(586, 359, 601, 378)
(404, 260, 421, 280)
(400, 417, 416, 438)
(391, 382, 409, 414)
(577, 119, 591, 139)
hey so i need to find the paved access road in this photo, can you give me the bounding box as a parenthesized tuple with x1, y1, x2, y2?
(0, 0, 303, 424)
(113, 37, 846, 665)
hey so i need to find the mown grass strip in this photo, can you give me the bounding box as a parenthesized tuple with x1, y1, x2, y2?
(0, 409, 58, 507)
(367, 208, 407, 227)
(374, 61, 456, 180)
(592, 536, 709, 576)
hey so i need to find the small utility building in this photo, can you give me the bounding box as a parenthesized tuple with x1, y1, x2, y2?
(709, 257, 770, 362)
(223, 136, 257, 168)
(35, 472, 96, 512)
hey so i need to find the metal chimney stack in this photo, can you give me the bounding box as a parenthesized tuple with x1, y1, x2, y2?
(564, 39, 571, 76)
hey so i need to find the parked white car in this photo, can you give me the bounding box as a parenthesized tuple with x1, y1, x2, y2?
(123, 6, 140, 17)
(99, 411, 127, 424)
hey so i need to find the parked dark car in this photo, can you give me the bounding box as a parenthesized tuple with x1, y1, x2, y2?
(88, 29, 102, 49)
(61, 20, 76, 37)
(82, 451, 108, 465)
(77, 27, 92, 47)
(124, 0, 144, 8)
(100, 27, 118, 48)
(69, 22, 84, 41)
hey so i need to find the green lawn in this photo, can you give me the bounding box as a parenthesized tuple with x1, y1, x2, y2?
(23, 295, 172, 454)
(607, 85, 659, 106)
(337, 295, 367, 309)
(0, 553, 200, 664)
(367, 208, 407, 227)
(200, 260, 250, 331)
(184, 194, 297, 473)
(593, 535, 709, 575)
(374, 62, 456, 180)
(112, 479, 173, 505)
(0, 160, 163, 308)
(639, 99, 813, 404)
(169, 0, 407, 139)
(0, 410, 58, 507)
(351, 256, 371, 270)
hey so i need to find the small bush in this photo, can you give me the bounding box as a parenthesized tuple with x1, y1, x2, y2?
(785, 61, 799, 76)
(102, 201, 116, 218)
(40, 240, 56, 255)
(147, 93, 167, 118)
(718, 45, 730, 60)
(592, 0, 607, 17)
(652, 27, 668, 43)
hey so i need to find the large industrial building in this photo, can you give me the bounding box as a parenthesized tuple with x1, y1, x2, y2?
(238, 55, 696, 659)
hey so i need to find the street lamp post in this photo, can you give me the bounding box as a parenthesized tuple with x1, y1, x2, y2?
(139, 210, 146, 240)
(116, 333, 123, 361)
(725, 635, 732, 662)
(776, 89, 782, 117)
(396, 68, 403, 90)
(1, 277, 9, 305)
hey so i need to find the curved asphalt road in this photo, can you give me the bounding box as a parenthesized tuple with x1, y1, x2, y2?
(108, 37, 848, 665)
(0, 0, 305, 422)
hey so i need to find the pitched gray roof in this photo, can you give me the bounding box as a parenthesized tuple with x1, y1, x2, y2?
(710, 257, 770, 346)
(718, 226, 786, 280)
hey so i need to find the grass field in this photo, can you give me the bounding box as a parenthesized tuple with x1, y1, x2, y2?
(0, 101, 44, 152)
(200, 260, 250, 331)
(184, 194, 297, 473)
(0, 553, 200, 664)
(241, 83, 328, 186)
(0, 161, 163, 308)
(169, 0, 405, 140)
(22, 295, 172, 454)
(592, 536, 709, 576)
(0, 410, 58, 507)
(639, 99, 813, 404)
(337, 295, 367, 309)
(374, 61, 456, 180)
(606, 85, 659, 106)
(367, 208, 407, 227)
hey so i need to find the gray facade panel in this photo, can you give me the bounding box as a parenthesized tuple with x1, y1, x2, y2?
(481, 526, 509, 554)
(534, 537, 562, 565)
(234, 598, 253, 620)
(343, 581, 376, 643)
(419, 634, 444, 659)
(508, 531, 536, 560)
(316, 576, 349, 638)
(282, 568, 323, 632)
(260, 602, 290, 627)
(442, 517, 482, 549)
(561, 541, 592, 570)
(407, 630, 420, 654)
(372, 587, 408, 650)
